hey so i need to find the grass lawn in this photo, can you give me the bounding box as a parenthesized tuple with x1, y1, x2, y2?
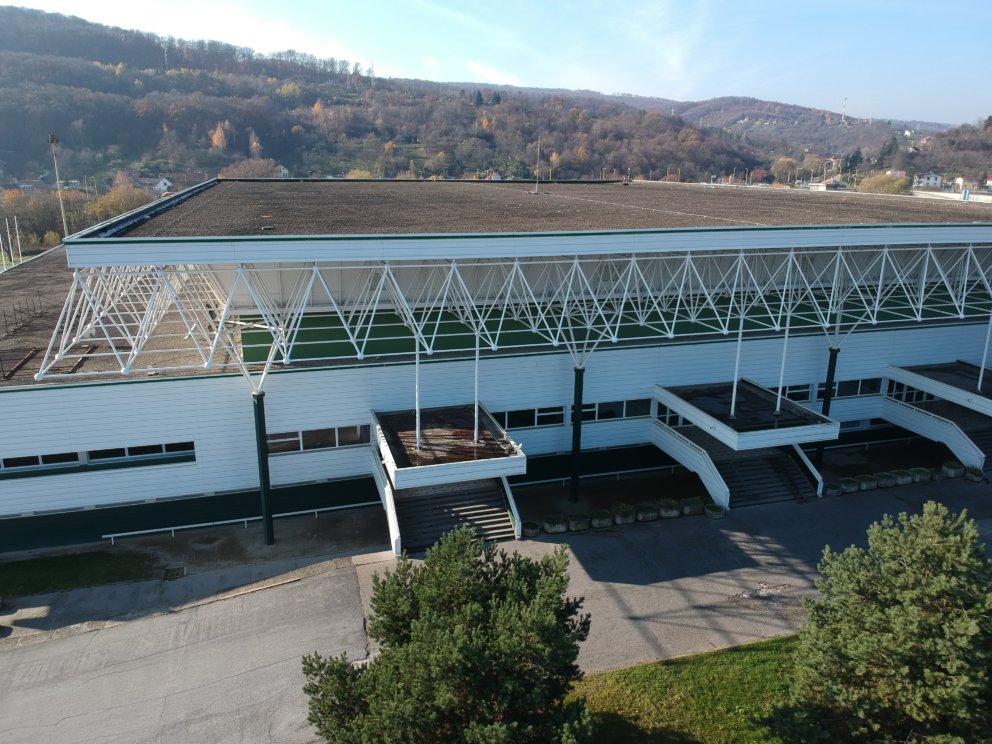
(573, 635, 797, 743)
(0, 550, 160, 597)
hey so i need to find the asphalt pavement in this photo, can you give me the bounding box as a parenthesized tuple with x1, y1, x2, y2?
(1, 478, 990, 743)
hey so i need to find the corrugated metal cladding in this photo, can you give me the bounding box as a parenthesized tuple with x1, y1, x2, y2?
(0, 322, 984, 517)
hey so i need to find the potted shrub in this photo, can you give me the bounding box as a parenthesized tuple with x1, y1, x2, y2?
(856, 474, 877, 491)
(680, 496, 704, 516)
(824, 482, 843, 497)
(613, 502, 635, 525)
(590, 509, 613, 530)
(704, 503, 726, 519)
(839, 477, 859, 494)
(635, 501, 659, 522)
(542, 514, 568, 534)
(942, 460, 965, 478)
(657, 498, 681, 518)
(521, 520, 541, 538)
(875, 472, 896, 488)
(568, 512, 590, 532)
(910, 467, 932, 483)
(964, 466, 984, 482)
(891, 469, 913, 486)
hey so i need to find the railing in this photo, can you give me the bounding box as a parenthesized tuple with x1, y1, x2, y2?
(880, 396, 985, 469)
(370, 447, 403, 556)
(648, 419, 730, 509)
(500, 476, 522, 539)
(789, 443, 824, 496)
(102, 500, 380, 544)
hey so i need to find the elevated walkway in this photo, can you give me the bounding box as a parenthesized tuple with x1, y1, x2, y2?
(370, 404, 522, 554)
(653, 379, 839, 451)
(882, 361, 992, 470)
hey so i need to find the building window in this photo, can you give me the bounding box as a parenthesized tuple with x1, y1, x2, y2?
(625, 399, 651, 418)
(536, 406, 565, 426)
(507, 409, 537, 429)
(785, 384, 811, 402)
(266, 432, 301, 454)
(597, 401, 625, 420)
(492, 406, 565, 429)
(269, 425, 370, 454)
(0, 441, 196, 479)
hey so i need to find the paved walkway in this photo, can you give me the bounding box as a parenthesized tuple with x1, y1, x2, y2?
(1, 478, 990, 742)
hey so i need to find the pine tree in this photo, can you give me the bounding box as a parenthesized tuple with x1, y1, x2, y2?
(781, 501, 992, 742)
(303, 526, 592, 743)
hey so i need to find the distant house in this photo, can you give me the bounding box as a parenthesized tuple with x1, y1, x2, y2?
(886, 170, 906, 178)
(985, 176, 992, 190)
(277, 164, 291, 178)
(953, 176, 979, 192)
(810, 177, 846, 191)
(913, 172, 943, 190)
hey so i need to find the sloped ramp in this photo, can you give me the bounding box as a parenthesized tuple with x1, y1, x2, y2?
(393, 478, 515, 552)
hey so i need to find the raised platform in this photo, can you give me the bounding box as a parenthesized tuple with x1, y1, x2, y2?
(372, 405, 526, 489)
(654, 379, 839, 450)
(888, 360, 992, 418)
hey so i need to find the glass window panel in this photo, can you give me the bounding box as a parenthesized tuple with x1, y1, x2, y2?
(302, 428, 337, 450)
(128, 444, 165, 457)
(506, 409, 536, 428)
(3, 455, 40, 468)
(337, 425, 369, 447)
(266, 433, 300, 454)
(836, 380, 860, 398)
(89, 448, 127, 460)
(41, 452, 80, 465)
(581, 403, 597, 422)
(165, 441, 195, 453)
(597, 401, 624, 420)
(625, 399, 650, 418)
(859, 378, 882, 395)
(536, 406, 564, 425)
(490, 411, 507, 428)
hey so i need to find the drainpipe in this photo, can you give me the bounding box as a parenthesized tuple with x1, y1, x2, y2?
(814, 347, 840, 468)
(570, 366, 585, 503)
(252, 391, 275, 545)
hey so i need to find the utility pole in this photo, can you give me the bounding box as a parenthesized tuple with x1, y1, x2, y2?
(48, 134, 69, 238)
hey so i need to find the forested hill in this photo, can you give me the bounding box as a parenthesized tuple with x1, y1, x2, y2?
(0, 6, 968, 186)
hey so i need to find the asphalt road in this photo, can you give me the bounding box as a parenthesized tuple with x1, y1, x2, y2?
(2, 479, 990, 742)
(0, 567, 367, 744)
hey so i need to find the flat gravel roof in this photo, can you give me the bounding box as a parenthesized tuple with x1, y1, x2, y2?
(117, 180, 992, 238)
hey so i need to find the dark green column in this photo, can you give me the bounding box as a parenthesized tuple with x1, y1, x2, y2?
(252, 391, 275, 545)
(815, 346, 840, 469)
(570, 366, 585, 503)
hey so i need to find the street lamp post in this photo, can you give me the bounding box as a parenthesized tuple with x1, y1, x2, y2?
(48, 134, 69, 238)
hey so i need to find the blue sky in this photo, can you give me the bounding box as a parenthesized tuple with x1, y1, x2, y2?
(12, 0, 989, 124)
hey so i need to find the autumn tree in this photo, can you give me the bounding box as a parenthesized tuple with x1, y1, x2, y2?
(302, 526, 592, 743)
(87, 172, 153, 221)
(217, 158, 282, 178)
(771, 156, 799, 183)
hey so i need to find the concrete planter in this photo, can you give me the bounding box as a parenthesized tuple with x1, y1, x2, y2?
(856, 474, 877, 491)
(680, 497, 704, 516)
(910, 467, 932, 483)
(942, 461, 965, 479)
(657, 498, 681, 519)
(965, 467, 984, 482)
(521, 520, 541, 538)
(875, 472, 896, 488)
(839, 477, 859, 494)
(891, 469, 913, 486)
(704, 504, 726, 520)
(613, 503, 635, 525)
(590, 509, 613, 530)
(568, 512, 590, 532)
(824, 482, 843, 497)
(635, 502, 659, 522)
(542, 514, 568, 534)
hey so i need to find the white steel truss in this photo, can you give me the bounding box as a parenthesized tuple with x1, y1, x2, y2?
(36, 243, 992, 389)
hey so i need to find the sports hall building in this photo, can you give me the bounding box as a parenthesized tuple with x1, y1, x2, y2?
(2, 180, 991, 552)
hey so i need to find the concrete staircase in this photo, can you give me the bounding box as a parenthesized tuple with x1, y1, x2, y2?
(964, 426, 992, 469)
(393, 478, 515, 552)
(683, 427, 817, 507)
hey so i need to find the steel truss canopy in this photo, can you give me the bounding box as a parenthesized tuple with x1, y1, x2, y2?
(37, 224, 992, 388)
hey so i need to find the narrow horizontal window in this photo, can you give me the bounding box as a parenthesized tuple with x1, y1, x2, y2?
(536, 406, 564, 426)
(267, 432, 301, 454)
(836, 380, 860, 398)
(625, 399, 651, 418)
(41, 452, 80, 465)
(506, 409, 536, 429)
(859, 378, 882, 395)
(128, 444, 165, 457)
(89, 448, 127, 461)
(3, 455, 40, 469)
(581, 403, 597, 422)
(302, 428, 336, 450)
(337, 425, 370, 447)
(165, 441, 195, 453)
